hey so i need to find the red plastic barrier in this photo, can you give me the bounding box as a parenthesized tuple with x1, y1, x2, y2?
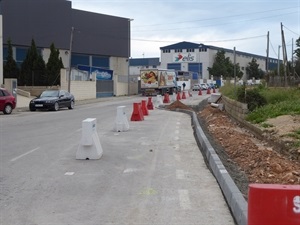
(176, 92, 181, 100)
(206, 88, 211, 94)
(130, 103, 144, 121)
(147, 97, 154, 110)
(141, 100, 149, 116)
(163, 93, 170, 103)
(213, 87, 216, 93)
(182, 91, 186, 99)
(248, 184, 300, 225)
(198, 89, 202, 95)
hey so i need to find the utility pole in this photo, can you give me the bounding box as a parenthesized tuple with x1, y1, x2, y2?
(266, 31, 269, 73)
(233, 47, 236, 97)
(278, 45, 281, 76)
(68, 27, 74, 93)
(281, 22, 288, 87)
(127, 19, 134, 96)
(292, 38, 295, 78)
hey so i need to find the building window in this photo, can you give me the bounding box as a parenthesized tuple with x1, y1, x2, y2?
(175, 49, 182, 53)
(167, 63, 181, 71)
(187, 49, 195, 52)
(163, 49, 170, 53)
(16, 47, 29, 62)
(72, 54, 89, 67)
(199, 48, 207, 52)
(3, 47, 8, 63)
(92, 56, 109, 68)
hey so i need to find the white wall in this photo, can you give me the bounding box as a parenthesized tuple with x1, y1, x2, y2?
(60, 69, 96, 100)
(42, 48, 69, 69)
(0, 16, 3, 86)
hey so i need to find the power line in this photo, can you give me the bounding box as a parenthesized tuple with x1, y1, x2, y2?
(133, 11, 298, 33)
(282, 24, 300, 36)
(134, 7, 297, 28)
(132, 34, 266, 44)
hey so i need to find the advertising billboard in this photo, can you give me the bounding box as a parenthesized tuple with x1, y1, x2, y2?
(77, 65, 113, 80)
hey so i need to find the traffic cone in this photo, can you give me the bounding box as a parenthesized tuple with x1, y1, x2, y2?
(163, 93, 170, 103)
(130, 103, 144, 121)
(198, 89, 202, 95)
(176, 92, 181, 100)
(141, 100, 149, 116)
(207, 88, 211, 94)
(182, 91, 186, 99)
(147, 97, 154, 110)
(213, 87, 216, 93)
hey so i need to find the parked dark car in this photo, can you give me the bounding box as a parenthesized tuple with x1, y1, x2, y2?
(29, 90, 75, 111)
(0, 88, 16, 114)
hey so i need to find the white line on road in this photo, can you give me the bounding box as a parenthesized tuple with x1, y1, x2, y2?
(178, 189, 191, 210)
(10, 147, 40, 162)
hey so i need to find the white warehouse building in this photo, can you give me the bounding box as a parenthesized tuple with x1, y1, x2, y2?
(159, 41, 279, 81)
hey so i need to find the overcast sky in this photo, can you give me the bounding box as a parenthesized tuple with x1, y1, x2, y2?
(71, 0, 299, 60)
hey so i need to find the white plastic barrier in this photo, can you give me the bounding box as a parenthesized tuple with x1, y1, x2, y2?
(171, 93, 176, 102)
(155, 95, 163, 107)
(113, 106, 129, 132)
(76, 118, 103, 160)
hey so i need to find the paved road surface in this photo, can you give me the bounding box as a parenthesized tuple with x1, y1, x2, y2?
(0, 93, 236, 225)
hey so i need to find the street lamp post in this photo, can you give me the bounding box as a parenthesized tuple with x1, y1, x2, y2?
(127, 19, 133, 96)
(68, 27, 74, 93)
(198, 44, 202, 80)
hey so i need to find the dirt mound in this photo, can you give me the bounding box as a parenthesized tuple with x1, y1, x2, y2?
(165, 100, 193, 111)
(198, 105, 300, 189)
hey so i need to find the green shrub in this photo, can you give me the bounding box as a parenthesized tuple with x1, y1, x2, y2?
(245, 89, 267, 111)
(236, 85, 246, 102)
(246, 100, 300, 123)
(221, 84, 300, 124)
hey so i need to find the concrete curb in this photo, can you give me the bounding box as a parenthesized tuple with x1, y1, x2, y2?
(191, 111, 248, 225)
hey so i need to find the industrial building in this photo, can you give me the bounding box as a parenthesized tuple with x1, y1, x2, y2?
(1, 0, 132, 97)
(159, 41, 279, 81)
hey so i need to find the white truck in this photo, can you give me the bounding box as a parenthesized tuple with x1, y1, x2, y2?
(140, 69, 179, 96)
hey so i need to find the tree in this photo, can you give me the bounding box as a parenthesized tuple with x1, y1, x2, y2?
(20, 39, 46, 86)
(3, 38, 19, 79)
(294, 36, 300, 76)
(294, 36, 300, 59)
(246, 58, 264, 79)
(46, 43, 64, 86)
(207, 50, 243, 79)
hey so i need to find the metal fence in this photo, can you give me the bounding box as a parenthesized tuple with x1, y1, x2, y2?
(266, 75, 300, 87)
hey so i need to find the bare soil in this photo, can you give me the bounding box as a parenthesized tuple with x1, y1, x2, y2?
(166, 100, 300, 200)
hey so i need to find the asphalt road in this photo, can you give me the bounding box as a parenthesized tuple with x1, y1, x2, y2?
(0, 95, 235, 225)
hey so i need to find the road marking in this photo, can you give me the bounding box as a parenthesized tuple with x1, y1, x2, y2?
(178, 189, 191, 209)
(11, 147, 40, 162)
(173, 136, 179, 141)
(176, 170, 185, 179)
(65, 172, 75, 176)
(123, 168, 138, 173)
